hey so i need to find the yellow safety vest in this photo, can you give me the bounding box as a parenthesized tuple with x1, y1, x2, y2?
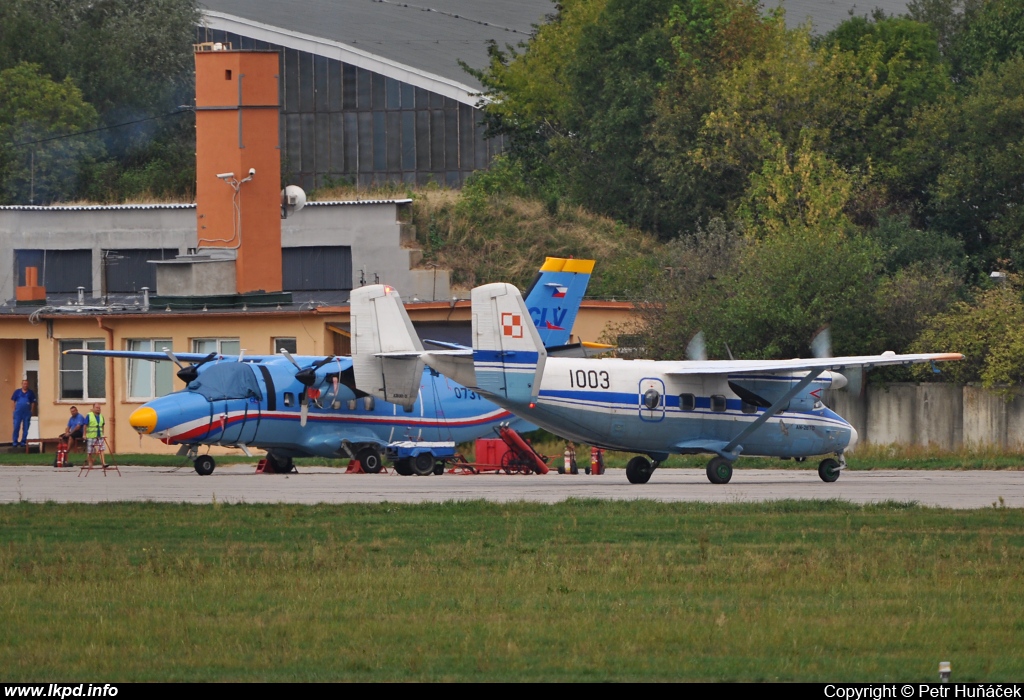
(85, 413, 105, 439)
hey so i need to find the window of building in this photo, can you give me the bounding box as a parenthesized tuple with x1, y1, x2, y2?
(679, 393, 695, 411)
(273, 338, 298, 354)
(103, 249, 178, 294)
(711, 395, 727, 412)
(193, 338, 241, 357)
(127, 339, 174, 400)
(59, 340, 106, 400)
(282, 246, 352, 291)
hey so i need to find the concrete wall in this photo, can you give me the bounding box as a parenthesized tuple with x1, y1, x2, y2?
(0, 200, 448, 302)
(830, 383, 1021, 451)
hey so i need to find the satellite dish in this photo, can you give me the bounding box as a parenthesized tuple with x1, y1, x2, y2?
(281, 185, 306, 218)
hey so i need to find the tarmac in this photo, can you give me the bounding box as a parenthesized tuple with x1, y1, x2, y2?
(1, 464, 1021, 508)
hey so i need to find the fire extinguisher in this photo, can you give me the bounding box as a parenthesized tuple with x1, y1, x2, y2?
(562, 442, 577, 475)
(590, 446, 604, 475)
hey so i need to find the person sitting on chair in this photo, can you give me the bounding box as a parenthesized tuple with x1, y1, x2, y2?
(84, 403, 106, 469)
(63, 406, 87, 446)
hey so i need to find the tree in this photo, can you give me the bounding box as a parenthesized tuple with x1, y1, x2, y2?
(0, 63, 102, 204)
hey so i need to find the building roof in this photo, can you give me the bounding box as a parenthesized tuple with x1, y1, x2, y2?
(200, 0, 556, 104)
(200, 1, 913, 106)
(777, 0, 911, 33)
(0, 199, 411, 212)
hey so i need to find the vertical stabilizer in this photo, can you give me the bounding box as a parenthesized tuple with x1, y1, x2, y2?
(350, 285, 424, 409)
(472, 283, 547, 402)
(523, 257, 594, 346)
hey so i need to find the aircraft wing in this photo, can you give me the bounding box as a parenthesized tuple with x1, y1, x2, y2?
(661, 352, 964, 376)
(63, 349, 228, 362)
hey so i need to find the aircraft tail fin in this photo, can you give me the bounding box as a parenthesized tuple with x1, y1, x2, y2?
(523, 257, 594, 347)
(350, 285, 424, 409)
(472, 283, 547, 402)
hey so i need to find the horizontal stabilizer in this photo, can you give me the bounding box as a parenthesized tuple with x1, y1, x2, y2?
(350, 285, 424, 409)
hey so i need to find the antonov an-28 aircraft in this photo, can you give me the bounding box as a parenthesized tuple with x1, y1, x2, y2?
(351, 283, 963, 485)
(67, 258, 600, 476)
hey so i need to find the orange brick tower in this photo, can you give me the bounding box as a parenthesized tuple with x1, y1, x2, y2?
(193, 47, 282, 294)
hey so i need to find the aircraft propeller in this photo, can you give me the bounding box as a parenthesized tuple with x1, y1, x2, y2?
(809, 325, 861, 396)
(164, 349, 219, 384)
(280, 350, 336, 426)
(685, 331, 707, 362)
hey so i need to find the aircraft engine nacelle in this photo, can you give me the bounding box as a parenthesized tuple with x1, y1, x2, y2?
(727, 371, 846, 412)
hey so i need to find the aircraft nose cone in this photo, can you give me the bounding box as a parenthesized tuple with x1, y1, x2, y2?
(847, 425, 859, 451)
(130, 406, 157, 434)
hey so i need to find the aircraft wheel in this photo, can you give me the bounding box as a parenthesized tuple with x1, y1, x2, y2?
(356, 447, 383, 474)
(267, 453, 294, 474)
(194, 455, 216, 476)
(625, 456, 653, 484)
(411, 453, 434, 476)
(818, 458, 841, 483)
(706, 457, 733, 484)
(394, 459, 413, 476)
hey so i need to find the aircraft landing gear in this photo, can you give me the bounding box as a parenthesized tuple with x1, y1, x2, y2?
(194, 455, 215, 476)
(355, 446, 383, 474)
(818, 456, 842, 483)
(625, 455, 655, 484)
(266, 453, 295, 474)
(706, 456, 733, 484)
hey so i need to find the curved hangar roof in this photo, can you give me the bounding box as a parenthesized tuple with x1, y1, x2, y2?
(199, 1, 912, 104)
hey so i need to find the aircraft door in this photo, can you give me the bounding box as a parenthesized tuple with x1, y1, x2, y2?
(638, 377, 666, 422)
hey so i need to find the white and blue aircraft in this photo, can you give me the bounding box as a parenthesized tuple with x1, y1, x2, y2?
(66, 258, 601, 476)
(351, 282, 963, 485)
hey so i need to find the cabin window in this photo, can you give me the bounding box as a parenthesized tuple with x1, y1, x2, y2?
(59, 339, 106, 400)
(126, 339, 174, 400)
(283, 392, 294, 407)
(741, 400, 757, 414)
(711, 395, 727, 412)
(679, 393, 695, 411)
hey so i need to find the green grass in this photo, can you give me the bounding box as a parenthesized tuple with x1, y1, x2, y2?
(1, 500, 1022, 681)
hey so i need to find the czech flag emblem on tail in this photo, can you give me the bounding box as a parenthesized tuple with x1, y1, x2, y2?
(552, 285, 567, 298)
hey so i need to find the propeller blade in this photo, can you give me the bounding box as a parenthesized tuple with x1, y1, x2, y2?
(685, 331, 707, 362)
(280, 349, 301, 369)
(175, 352, 218, 384)
(163, 349, 185, 369)
(810, 325, 832, 358)
(294, 356, 336, 386)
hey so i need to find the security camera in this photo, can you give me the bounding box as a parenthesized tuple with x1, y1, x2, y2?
(248, 167, 256, 176)
(216, 172, 235, 180)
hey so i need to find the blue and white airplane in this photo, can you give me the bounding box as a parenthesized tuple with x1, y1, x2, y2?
(66, 258, 600, 476)
(351, 282, 964, 485)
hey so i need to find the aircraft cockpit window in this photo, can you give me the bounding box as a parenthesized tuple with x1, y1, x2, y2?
(741, 400, 757, 414)
(283, 392, 294, 407)
(185, 362, 262, 402)
(711, 395, 727, 412)
(679, 393, 695, 411)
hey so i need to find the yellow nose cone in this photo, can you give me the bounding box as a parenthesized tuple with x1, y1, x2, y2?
(130, 406, 157, 434)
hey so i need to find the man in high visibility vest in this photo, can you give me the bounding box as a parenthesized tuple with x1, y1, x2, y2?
(85, 403, 107, 469)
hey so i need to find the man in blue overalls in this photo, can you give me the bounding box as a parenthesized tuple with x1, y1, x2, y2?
(11, 379, 36, 448)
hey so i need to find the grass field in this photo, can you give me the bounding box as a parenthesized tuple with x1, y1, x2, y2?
(1, 500, 1021, 681)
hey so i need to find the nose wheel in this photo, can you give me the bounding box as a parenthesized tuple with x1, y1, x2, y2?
(818, 456, 843, 482)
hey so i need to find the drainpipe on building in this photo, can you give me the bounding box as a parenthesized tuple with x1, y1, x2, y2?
(95, 316, 115, 453)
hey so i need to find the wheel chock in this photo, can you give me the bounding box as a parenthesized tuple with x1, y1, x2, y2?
(345, 459, 365, 474)
(255, 459, 273, 474)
